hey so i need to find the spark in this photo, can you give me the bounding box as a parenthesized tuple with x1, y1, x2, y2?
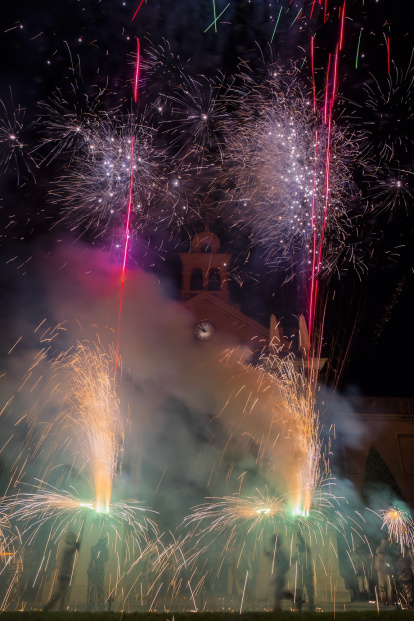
(0, 97, 37, 182)
(380, 507, 414, 554)
(364, 163, 414, 217)
(271, 7, 283, 43)
(204, 4, 230, 34)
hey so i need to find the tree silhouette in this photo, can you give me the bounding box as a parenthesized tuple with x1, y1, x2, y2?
(360, 445, 405, 507)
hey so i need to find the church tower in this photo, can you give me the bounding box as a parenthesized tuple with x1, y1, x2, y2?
(180, 229, 231, 304)
(180, 228, 269, 349)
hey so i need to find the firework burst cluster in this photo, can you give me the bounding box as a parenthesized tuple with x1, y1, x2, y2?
(221, 68, 361, 270)
(0, 0, 413, 613)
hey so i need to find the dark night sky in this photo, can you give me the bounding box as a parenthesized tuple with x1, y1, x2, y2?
(0, 0, 413, 397)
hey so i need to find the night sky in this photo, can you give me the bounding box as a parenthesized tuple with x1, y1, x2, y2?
(0, 0, 413, 398)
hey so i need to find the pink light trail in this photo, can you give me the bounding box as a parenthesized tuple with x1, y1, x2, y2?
(115, 38, 140, 374)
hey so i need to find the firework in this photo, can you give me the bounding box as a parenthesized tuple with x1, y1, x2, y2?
(221, 65, 361, 273)
(185, 490, 287, 540)
(1, 342, 157, 534)
(1, 483, 158, 547)
(363, 162, 414, 217)
(0, 339, 163, 610)
(47, 111, 166, 233)
(380, 507, 414, 554)
(269, 356, 322, 516)
(37, 90, 106, 165)
(38, 94, 189, 235)
(361, 62, 414, 165)
(55, 342, 123, 512)
(160, 71, 232, 166)
(181, 353, 328, 562)
(0, 97, 36, 182)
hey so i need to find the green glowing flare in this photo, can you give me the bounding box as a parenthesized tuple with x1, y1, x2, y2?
(292, 507, 309, 518)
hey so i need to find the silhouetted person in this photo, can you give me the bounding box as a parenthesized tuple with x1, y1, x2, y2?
(87, 537, 109, 611)
(268, 535, 291, 612)
(375, 538, 395, 604)
(43, 531, 80, 611)
(296, 531, 315, 611)
(395, 547, 414, 608)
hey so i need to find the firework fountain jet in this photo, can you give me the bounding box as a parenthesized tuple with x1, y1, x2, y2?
(61, 341, 123, 513)
(0, 341, 158, 551)
(182, 349, 328, 556)
(272, 357, 322, 517)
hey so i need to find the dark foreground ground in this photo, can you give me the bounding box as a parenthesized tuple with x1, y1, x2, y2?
(1, 612, 414, 620)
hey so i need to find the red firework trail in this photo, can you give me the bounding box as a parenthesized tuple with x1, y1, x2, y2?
(131, 0, 145, 21)
(115, 39, 140, 374)
(311, 35, 316, 112)
(133, 38, 141, 102)
(308, 129, 319, 362)
(308, 1, 345, 369)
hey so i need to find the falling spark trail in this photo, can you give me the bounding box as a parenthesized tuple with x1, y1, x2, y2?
(240, 570, 248, 613)
(7, 337, 22, 355)
(290, 9, 303, 28)
(188, 581, 198, 611)
(212, 0, 217, 33)
(149, 582, 163, 611)
(355, 29, 362, 69)
(204, 4, 230, 33)
(271, 7, 283, 43)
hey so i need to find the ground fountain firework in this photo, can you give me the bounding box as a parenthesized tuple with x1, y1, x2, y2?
(0, 0, 412, 609)
(0, 341, 160, 610)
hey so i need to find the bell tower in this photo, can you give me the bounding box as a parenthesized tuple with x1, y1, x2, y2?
(180, 228, 232, 304)
(179, 227, 269, 348)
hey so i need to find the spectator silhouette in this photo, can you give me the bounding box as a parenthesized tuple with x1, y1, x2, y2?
(268, 534, 292, 612)
(296, 530, 315, 611)
(87, 536, 109, 611)
(43, 531, 80, 611)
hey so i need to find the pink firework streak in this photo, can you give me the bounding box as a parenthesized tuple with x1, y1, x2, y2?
(115, 39, 140, 373)
(308, 1, 345, 369)
(131, 0, 145, 21)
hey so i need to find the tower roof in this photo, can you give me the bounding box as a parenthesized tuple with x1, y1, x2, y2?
(190, 230, 221, 253)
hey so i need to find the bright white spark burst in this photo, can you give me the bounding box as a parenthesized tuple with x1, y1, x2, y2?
(223, 67, 361, 271)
